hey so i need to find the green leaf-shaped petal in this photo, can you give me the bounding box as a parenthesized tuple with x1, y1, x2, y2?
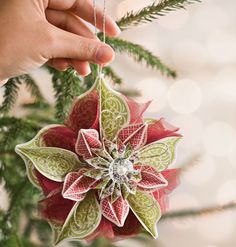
(135, 137, 181, 171)
(99, 78, 130, 140)
(15, 124, 63, 186)
(56, 191, 101, 245)
(127, 191, 161, 238)
(16, 147, 82, 182)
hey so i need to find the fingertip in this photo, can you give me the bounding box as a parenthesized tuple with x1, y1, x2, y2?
(72, 60, 91, 77)
(105, 17, 121, 37)
(95, 45, 115, 64)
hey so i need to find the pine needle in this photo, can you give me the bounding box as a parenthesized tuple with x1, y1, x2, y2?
(118, 0, 201, 30)
(105, 37, 177, 78)
(0, 77, 22, 115)
(48, 67, 85, 122)
(161, 201, 236, 220)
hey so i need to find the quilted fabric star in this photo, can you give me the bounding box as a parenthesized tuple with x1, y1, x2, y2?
(15, 76, 181, 245)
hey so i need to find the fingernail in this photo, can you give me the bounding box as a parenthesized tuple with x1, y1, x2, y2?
(96, 46, 115, 63)
(84, 66, 91, 76)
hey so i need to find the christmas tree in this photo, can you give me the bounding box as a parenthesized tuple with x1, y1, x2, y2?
(1, 0, 235, 246)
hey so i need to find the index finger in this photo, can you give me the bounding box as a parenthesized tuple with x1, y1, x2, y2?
(48, 0, 121, 37)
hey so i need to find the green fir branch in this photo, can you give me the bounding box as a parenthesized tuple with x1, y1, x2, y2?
(48, 67, 85, 122)
(103, 67, 122, 85)
(117, 0, 201, 30)
(0, 75, 46, 115)
(0, 77, 22, 115)
(161, 201, 236, 220)
(105, 37, 176, 78)
(0, 117, 41, 151)
(22, 74, 45, 103)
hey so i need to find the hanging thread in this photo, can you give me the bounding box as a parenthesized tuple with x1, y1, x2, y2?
(93, 0, 107, 77)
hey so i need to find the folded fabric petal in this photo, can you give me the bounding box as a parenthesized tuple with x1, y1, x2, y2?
(65, 91, 99, 133)
(75, 129, 102, 159)
(62, 171, 97, 201)
(101, 196, 129, 227)
(153, 168, 180, 213)
(125, 97, 151, 124)
(34, 169, 62, 196)
(146, 118, 181, 144)
(112, 211, 141, 238)
(39, 190, 75, 224)
(135, 165, 168, 191)
(42, 126, 77, 152)
(118, 123, 148, 150)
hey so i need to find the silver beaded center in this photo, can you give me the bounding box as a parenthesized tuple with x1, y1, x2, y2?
(109, 158, 134, 183)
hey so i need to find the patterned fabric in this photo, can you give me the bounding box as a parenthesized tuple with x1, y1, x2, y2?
(15, 76, 181, 246)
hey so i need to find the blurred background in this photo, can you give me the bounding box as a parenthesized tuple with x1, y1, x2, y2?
(1, 0, 236, 246)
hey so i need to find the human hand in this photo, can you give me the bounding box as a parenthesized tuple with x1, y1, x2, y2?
(0, 0, 120, 85)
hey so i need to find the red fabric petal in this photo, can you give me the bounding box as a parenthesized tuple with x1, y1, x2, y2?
(125, 96, 151, 124)
(62, 171, 96, 201)
(34, 169, 62, 196)
(118, 123, 147, 150)
(65, 91, 99, 133)
(42, 126, 77, 152)
(101, 196, 129, 227)
(153, 168, 180, 213)
(113, 211, 142, 238)
(146, 118, 181, 144)
(75, 129, 102, 159)
(86, 217, 115, 242)
(135, 165, 168, 191)
(39, 190, 75, 224)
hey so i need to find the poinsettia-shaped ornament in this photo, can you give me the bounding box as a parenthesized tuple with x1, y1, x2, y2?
(16, 76, 181, 245)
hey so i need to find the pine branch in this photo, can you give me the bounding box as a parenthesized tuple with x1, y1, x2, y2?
(117, 0, 201, 30)
(0, 75, 46, 115)
(48, 67, 85, 122)
(161, 201, 236, 220)
(22, 74, 45, 103)
(103, 67, 122, 85)
(105, 37, 176, 78)
(0, 77, 22, 115)
(0, 117, 41, 151)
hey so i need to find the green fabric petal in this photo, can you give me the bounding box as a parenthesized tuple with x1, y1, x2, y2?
(135, 136, 181, 171)
(16, 146, 82, 182)
(55, 191, 101, 245)
(99, 77, 130, 140)
(15, 124, 64, 186)
(127, 191, 161, 238)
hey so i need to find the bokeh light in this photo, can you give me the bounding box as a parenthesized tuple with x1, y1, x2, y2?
(203, 122, 236, 157)
(168, 79, 202, 114)
(137, 77, 168, 112)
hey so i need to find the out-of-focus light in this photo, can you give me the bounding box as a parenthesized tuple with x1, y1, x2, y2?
(171, 40, 207, 71)
(194, 4, 230, 33)
(168, 79, 202, 114)
(158, 9, 189, 29)
(228, 144, 236, 168)
(211, 68, 236, 102)
(183, 155, 216, 186)
(196, 212, 235, 242)
(171, 114, 203, 149)
(137, 77, 168, 112)
(203, 122, 236, 157)
(217, 180, 236, 204)
(168, 194, 200, 229)
(207, 32, 236, 65)
(116, 0, 153, 19)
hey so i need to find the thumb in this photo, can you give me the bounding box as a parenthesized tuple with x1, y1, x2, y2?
(47, 26, 115, 64)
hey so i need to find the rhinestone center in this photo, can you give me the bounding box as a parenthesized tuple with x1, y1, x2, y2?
(109, 158, 133, 183)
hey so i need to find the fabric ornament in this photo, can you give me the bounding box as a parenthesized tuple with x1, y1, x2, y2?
(16, 76, 182, 245)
